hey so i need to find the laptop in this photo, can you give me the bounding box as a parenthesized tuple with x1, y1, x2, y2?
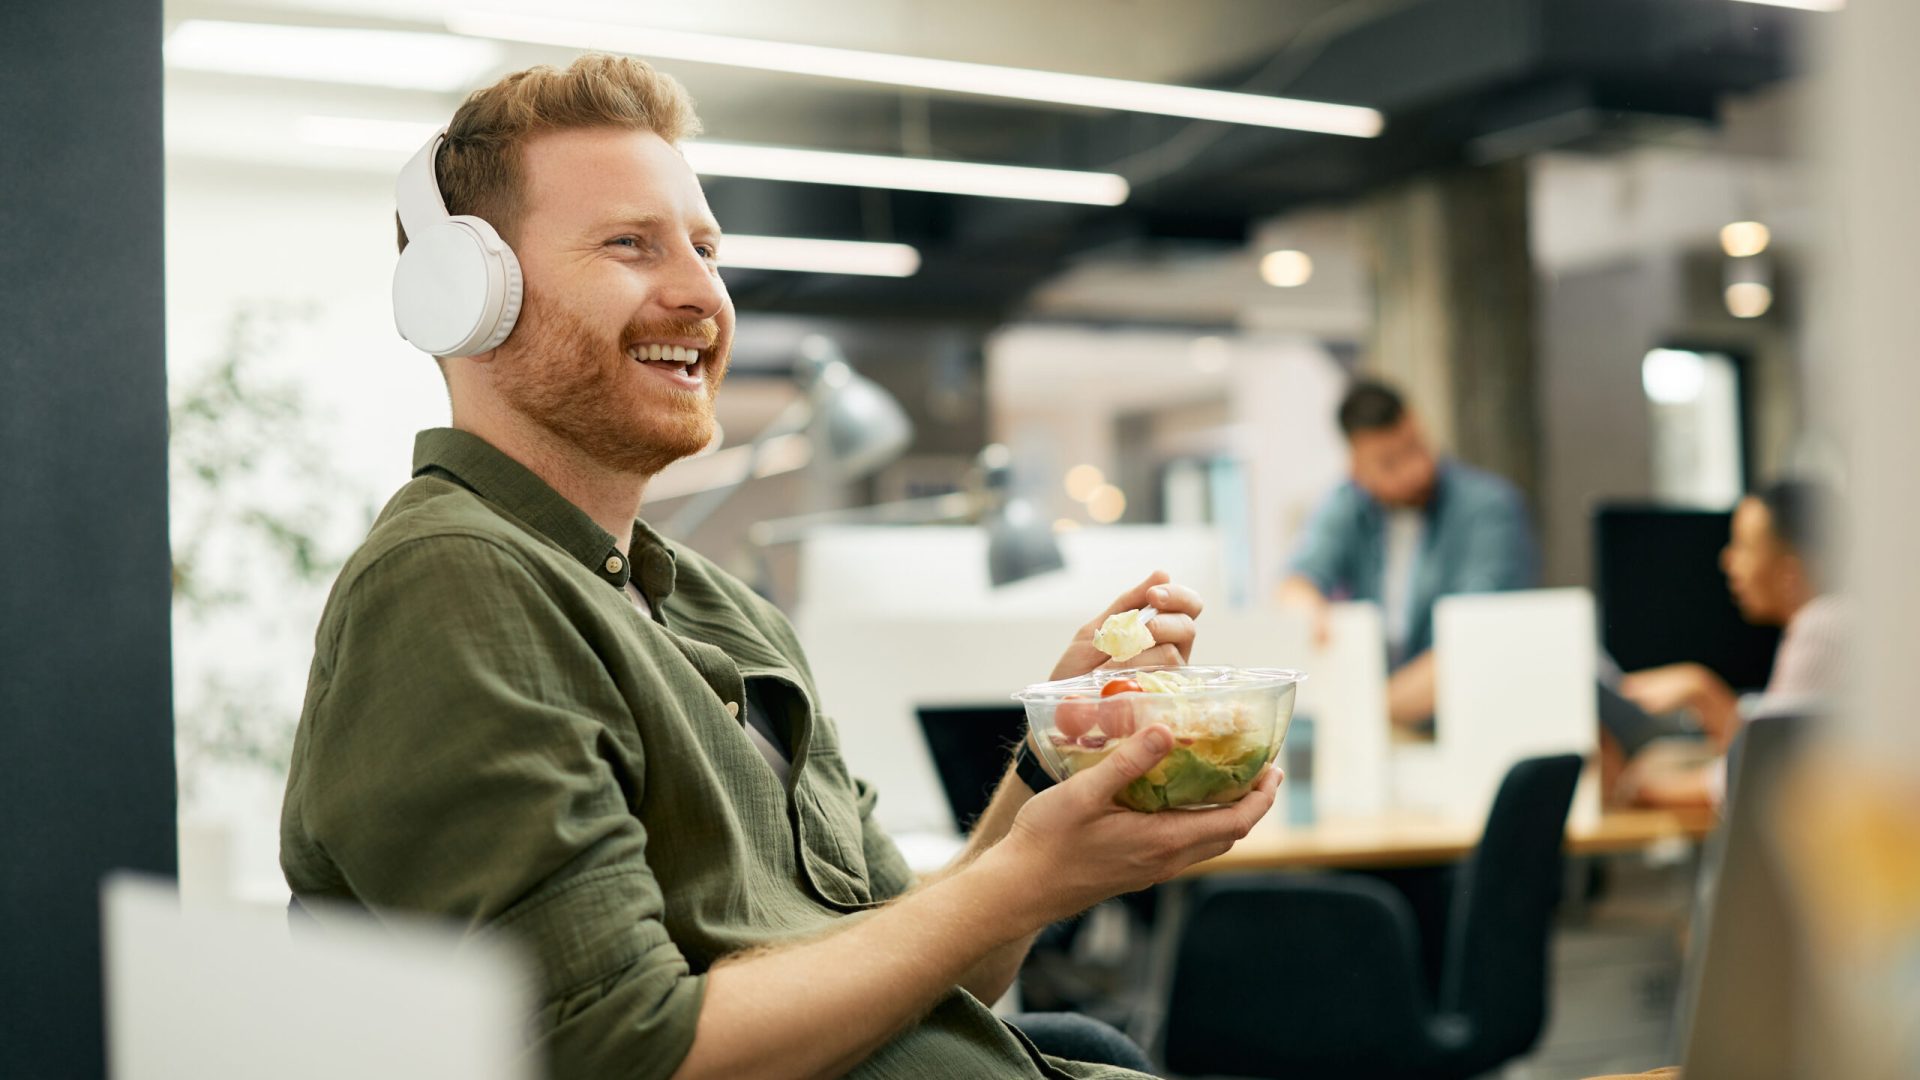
(103, 875, 535, 1080)
(916, 703, 1030, 832)
(1671, 713, 1811, 1077)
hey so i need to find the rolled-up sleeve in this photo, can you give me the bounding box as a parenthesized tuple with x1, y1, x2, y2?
(288, 535, 704, 1080)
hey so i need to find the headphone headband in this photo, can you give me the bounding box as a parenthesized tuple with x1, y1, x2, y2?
(396, 128, 452, 240)
(390, 125, 524, 358)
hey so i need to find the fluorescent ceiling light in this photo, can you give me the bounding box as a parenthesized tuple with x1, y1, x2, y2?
(1260, 249, 1314, 287)
(1720, 220, 1772, 258)
(1730, 0, 1843, 10)
(294, 116, 1122, 204)
(1724, 282, 1774, 319)
(685, 142, 1127, 205)
(720, 236, 920, 277)
(165, 20, 504, 92)
(445, 12, 1384, 138)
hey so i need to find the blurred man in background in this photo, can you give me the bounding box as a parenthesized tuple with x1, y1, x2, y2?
(1617, 479, 1845, 807)
(1278, 378, 1538, 730)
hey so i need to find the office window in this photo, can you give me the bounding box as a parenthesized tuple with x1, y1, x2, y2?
(1642, 347, 1745, 508)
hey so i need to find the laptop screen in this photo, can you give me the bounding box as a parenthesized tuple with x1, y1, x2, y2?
(1594, 505, 1781, 692)
(915, 704, 1029, 833)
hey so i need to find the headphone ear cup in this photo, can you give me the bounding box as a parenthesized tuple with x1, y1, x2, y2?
(391, 217, 522, 357)
(459, 215, 522, 354)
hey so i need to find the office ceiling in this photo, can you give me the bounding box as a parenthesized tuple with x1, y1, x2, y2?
(165, 0, 1808, 320)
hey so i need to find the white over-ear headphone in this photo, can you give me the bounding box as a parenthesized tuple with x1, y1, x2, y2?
(391, 128, 524, 358)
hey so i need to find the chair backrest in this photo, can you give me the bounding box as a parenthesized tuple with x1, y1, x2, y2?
(1437, 752, 1583, 1068)
(1677, 713, 1810, 1077)
(1161, 873, 1434, 1077)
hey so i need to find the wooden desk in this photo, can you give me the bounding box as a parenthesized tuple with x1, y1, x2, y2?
(1182, 806, 1718, 875)
(1129, 806, 1717, 1051)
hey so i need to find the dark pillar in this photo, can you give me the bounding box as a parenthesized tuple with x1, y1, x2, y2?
(1, 3, 177, 1079)
(1359, 162, 1541, 506)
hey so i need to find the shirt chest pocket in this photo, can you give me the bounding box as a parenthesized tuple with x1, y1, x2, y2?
(791, 742, 875, 910)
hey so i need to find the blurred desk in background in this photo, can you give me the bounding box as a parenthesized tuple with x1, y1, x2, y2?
(1183, 806, 1717, 875)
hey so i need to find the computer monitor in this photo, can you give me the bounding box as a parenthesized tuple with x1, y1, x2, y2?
(1594, 504, 1780, 692)
(103, 876, 534, 1080)
(1429, 588, 1599, 824)
(915, 704, 1029, 833)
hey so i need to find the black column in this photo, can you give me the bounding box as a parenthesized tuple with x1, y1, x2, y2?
(1, 3, 177, 1078)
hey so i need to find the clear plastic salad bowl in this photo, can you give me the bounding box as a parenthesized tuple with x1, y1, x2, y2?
(1012, 665, 1304, 812)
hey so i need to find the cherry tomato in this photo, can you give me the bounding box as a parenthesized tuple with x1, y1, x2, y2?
(1055, 697, 1098, 738)
(1097, 696, 1137, 736)
(1101, 678, 1143, 698)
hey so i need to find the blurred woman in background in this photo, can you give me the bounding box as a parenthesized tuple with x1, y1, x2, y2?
(1617, 480, 1845, 807)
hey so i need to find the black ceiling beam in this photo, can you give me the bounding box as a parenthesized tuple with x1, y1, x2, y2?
(719, 0, 1804, 322)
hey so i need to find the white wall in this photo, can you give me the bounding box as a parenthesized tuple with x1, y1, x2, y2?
(166, 156, 451, 901)
(987, 323, 1349, 604)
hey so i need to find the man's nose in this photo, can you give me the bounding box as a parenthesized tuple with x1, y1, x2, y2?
(659, 245, 726, 320)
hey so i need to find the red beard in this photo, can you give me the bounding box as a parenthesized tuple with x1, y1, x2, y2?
(491, 288, 730, 477)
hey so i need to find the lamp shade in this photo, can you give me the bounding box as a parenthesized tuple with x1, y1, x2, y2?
(797, 335, 914, 479)
(987, 496, 1065, 587)
(978, 446, 1065, 587)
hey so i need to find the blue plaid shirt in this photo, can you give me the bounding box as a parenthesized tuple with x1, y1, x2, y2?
(1287, 461, 1538, 667)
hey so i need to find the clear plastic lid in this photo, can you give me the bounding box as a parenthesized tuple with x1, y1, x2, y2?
(1011, 664, 1306, 703)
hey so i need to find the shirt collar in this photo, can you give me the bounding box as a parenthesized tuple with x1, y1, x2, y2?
(411, 428, 677, 600)
(1357, 458, 1456, 523)
(627, 516, 680, 605)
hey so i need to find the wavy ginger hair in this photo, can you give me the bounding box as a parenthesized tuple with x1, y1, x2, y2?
(395, 52, 703, 253)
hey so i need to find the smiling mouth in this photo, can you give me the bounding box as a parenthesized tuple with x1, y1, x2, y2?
(626, 342, 702, 379)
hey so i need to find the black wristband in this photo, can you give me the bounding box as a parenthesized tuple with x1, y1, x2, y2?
(1013, 739, 1059, 793)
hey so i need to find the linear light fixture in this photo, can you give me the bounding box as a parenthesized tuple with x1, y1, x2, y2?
(285, 117, 919, 275)
(294, 116, 1126, 204)
(685, 142, 1128, 205)
(718, 236, 920, 277)
(444, 11, 1385, 138)
(165, 20, 504, 92)
(1730, 0, 1844, 10)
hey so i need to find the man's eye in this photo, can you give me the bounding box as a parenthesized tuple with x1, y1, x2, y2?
(610, 237, 639, 248)
(695, 243, 718, 260)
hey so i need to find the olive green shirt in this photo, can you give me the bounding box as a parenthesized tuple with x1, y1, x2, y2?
(280, 428, 1152, 1080)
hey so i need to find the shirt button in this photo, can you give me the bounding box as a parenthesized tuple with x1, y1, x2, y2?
(725, 701, 741, 718)
(605, 555, 624, 574)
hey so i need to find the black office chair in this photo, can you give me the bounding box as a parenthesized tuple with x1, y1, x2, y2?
(1159, 753, 1584, 1080)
